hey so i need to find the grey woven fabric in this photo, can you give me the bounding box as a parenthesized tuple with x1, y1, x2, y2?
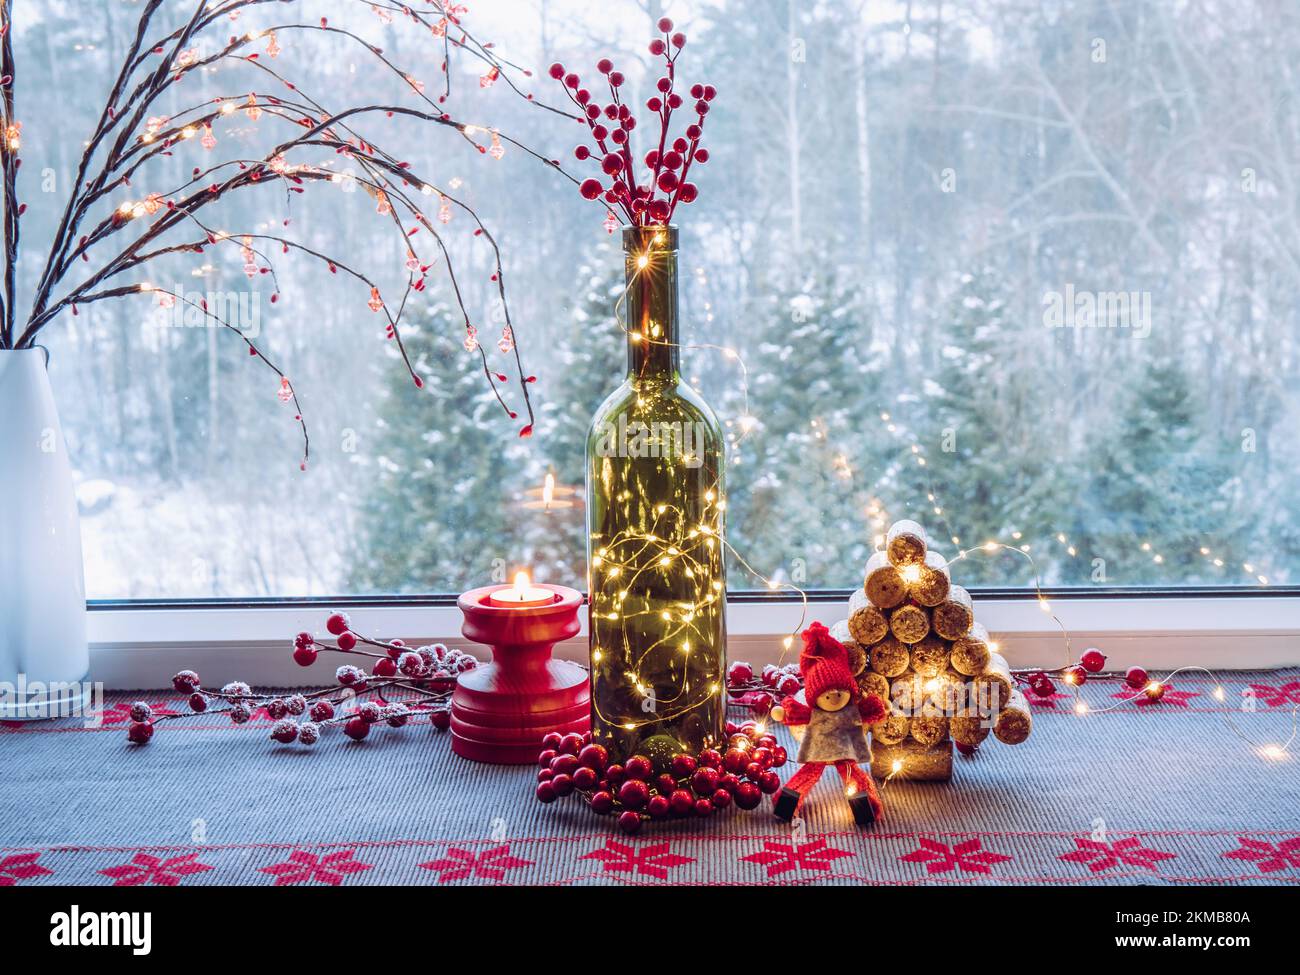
(0, 669, 1297, 886)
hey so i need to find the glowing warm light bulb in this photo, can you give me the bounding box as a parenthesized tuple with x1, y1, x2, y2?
(890, 759, 904, 774)
(900, 564, 922, 584)
(1074, 700, 1088, 715)
(542, 472, 555, 510)
(1260, 744, 1286, 761)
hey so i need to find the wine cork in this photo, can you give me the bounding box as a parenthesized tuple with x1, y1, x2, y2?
(933, 585, 974, 640)
(863, 551, 906, 609)
(994, 690, 1033, 744)
(829, 618, 852, 645)
(828, 619, 868, 676)
(886, 520, 928, 567)
(909, 635, 950, 677)
(870, 636, 910, 678)
(870, 710, 911, 746)
(950, 622, 992, 676)
(847, 588, 889, 645)
(951, 707, 992, 747)
(870, 739, 952, 781)
(925, 670, 967, 713)
(890, 672, 926, 714)
(889, 603, 930, 644)
(972, 651, 1014, 712)
(857, 670, 890, 702)
(908, 550, 951, 607)
(845, 643, 867, 677)
(910, 711, 950, 746)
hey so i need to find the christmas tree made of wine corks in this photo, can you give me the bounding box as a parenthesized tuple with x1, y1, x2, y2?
(828, 519, 1033, 782)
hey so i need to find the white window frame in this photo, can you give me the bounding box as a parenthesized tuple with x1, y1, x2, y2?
(88, 593, 1299, 689)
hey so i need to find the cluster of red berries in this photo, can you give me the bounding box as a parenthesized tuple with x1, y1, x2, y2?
(1020, 648, 1160, 700)
(128, 612, 477, 746)
(723, 659, 802, 717)
(535, 721, 788, 834)
(550, 17, 714, 226)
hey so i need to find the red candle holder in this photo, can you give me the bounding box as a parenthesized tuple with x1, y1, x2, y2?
(452, 584, 589, 764)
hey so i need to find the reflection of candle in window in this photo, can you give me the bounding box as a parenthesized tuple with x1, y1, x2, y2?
(487, 570, 554, 607)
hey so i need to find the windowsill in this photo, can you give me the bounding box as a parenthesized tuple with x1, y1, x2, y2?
(86, 590, 1300, 689)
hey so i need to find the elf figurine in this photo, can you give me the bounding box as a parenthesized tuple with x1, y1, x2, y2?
(770, 621, 887, 826)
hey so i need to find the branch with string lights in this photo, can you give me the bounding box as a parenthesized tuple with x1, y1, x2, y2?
(0, 0, 582, 463)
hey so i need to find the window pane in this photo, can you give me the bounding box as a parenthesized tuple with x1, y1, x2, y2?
(20, 1, 1296, 598)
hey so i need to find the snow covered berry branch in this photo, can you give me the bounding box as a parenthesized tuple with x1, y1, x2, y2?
(0, 0, 584, 463)
(127, 610, 482, 746)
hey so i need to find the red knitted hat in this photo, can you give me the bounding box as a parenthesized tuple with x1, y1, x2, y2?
(799, 621, 857, 706)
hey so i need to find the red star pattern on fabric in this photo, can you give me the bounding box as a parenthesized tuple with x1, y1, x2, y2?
(1222, 836, 1300, 874)
(1246, 681, 1300, 709)
(99, 852, 213, 887)
(578, 840, 694, 881)
(419, 844, 533, 883)
(93, 700, 181, 726)
(898, 837, 1013, 875)
(0, 852, 53, 885)
(740, 839, 855, 878)
(258, 849, 372, 886)
(1024, 689, 1073, 710)
(1111, 684, 1199, 708)
(1059, 837, 1177, 873)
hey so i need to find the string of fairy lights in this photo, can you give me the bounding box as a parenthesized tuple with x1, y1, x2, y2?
(564, 231, 1295, 765)
(95, 9, 1281, 766)
(861, 410, 1296, 762)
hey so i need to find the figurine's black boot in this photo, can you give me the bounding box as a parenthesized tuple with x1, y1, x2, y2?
(848, 791, 877, 827)
(773, 787, 801, 822)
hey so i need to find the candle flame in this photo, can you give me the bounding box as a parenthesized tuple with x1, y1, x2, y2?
(513, 570, 531, 597)
(542, 473, 554, 510)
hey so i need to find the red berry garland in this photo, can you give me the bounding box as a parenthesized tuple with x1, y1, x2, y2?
(533, 720, 786, 834)
(130, 612, 481, 747)
(549, 18, 715, 228)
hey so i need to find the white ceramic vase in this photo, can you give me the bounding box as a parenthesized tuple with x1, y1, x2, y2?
(0, 348, 90, 719)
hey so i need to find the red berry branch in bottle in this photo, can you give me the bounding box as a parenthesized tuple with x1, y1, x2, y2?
(534, 722, 788, 835)
(126, 611, 479, 746)
(549, 17, 714, 228)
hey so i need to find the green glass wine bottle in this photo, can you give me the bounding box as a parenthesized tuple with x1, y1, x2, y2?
(585, 226, 727, 767)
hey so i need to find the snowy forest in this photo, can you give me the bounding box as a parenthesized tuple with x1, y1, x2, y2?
(14, 0, 1299, 597)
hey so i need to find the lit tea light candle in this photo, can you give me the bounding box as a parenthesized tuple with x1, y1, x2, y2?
(487, 570, 555, 607)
